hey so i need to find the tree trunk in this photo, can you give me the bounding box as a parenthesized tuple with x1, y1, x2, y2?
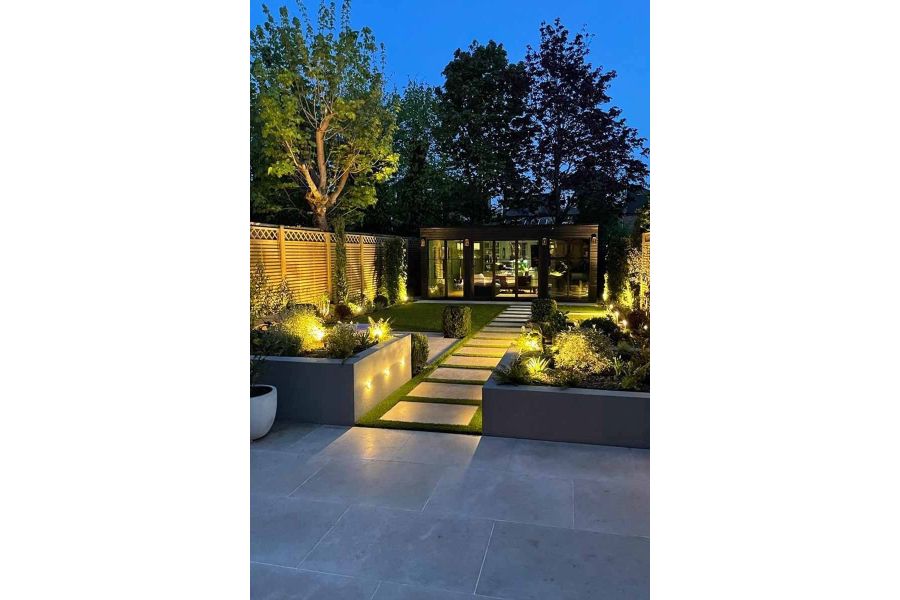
(315, 208, 328, 231)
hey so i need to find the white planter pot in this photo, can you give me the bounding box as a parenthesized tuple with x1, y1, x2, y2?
(250, 385, 277, 440)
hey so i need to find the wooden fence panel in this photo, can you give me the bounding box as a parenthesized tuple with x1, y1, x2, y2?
(250, 223, 406, 306)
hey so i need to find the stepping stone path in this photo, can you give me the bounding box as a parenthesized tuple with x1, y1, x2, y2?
(376, 304, 533, 429)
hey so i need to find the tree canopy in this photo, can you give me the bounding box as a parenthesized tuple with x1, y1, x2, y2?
(251, 0, 398, 230)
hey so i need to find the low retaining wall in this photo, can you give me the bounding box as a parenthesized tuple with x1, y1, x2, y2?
(255, 334, 411, 426)
(482, 350, 650, 448)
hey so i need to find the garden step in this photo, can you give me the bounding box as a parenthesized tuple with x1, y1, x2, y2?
(491, 320, 527, 326)
(381, 401, 478, 426)
(499, 309, 531, 314)
(482, 326, 521, 333)
(442, 355, 503, 368)
(465, 338, 513, 347)
(428, 367, 492, 383)
(473, 332, 519, 340)
(454, 345, 507, 357)
(407, 381, 483, 401)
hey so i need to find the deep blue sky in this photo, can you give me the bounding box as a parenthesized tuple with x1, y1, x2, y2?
(250, 0, 649, 148)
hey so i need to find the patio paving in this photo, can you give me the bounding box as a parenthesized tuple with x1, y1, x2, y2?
(250, 422, 649, 599)
(381, 401, 478, 426)
(453, 345, 507, 357)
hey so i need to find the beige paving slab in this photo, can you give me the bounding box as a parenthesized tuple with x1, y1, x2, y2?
(482, 326, 521, 333)
(473, 332, 519, 340)
(442, 355, 503, 368)
(428, 367, 493, 383)
(454, 345, 507, 357)
(465, 338, 513, 347)
(407, 381, 483, 401)
(381, 401, 477, 426)
(499, 310, 531, 315)
(492, 320, 528, 326)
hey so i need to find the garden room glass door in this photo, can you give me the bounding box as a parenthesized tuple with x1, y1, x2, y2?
(427, 239, 465, 299)
(493, 240, 539, 299)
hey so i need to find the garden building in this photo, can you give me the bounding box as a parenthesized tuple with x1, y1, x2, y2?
(419, 225, 600, 302)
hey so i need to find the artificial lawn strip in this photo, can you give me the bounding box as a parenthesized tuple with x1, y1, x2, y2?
(356, 302, 507, 332)
(356, 304, 509, 434)
(399, 396, 481, 406)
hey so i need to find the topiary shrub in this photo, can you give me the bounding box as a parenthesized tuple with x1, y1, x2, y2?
(382, 237, 407, 305)
(411, 332, 429, 375)
(442, 305, 471, 338)
(333, 218, 349, 304)
(531, 298, 557, 322)
(373, 294, 389, 310)
(333, 303, 353, 321)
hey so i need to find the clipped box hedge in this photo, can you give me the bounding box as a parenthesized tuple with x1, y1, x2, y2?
(442, 305, 471, 338)
(531, 298, 557, 322)
(411, 332, 429, 375)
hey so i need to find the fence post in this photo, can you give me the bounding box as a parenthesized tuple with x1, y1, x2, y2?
(277, 225, 287, 280)
(324, 232, 333, 298)
(359, 236, 365, 299)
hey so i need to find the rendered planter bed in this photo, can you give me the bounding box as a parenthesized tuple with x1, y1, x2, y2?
(482, 349, 650, 448)
(255, 334, 411, 426)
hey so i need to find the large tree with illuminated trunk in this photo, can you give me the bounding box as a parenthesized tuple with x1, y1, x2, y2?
(251, 0, 398, 230)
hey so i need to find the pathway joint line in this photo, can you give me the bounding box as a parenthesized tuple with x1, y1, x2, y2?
(474, 521, 496, 595)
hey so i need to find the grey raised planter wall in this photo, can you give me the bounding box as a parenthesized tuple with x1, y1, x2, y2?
(482, 349, 650, 448)
(255, 334, 411, 426)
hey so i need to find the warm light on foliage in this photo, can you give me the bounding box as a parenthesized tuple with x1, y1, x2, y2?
(282, 309, 326, 352)
(525, 356, 549, 375)
(368, 317, 393, 343)
(349, 302, 364, 315)
(555, 329, 613, 374)
(516, 328, 542, 354)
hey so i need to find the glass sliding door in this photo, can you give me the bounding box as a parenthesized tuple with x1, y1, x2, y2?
(516, 240, 539, 298)
(547, 238, 589, 300)
(473, 241, 495, 298)
(426, 240, 446, 298)
(494, 241, 517, 298)
(447, 239, 464, 298)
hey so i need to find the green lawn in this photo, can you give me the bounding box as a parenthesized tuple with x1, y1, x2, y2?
(356, 302, 507, 332)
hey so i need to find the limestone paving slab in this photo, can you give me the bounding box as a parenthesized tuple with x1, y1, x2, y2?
(428, 367, 493, 383)
(463, 338, 513, 347)
(381, 401, 478, 426)
(476, 521, 650, 600)
(473, 331, 518, 340)
(482, 326, 521, 333)
(454, 345, 507, 357)
(442, 355, 502, 368)
(408, 381, 483, 401)
(302, 505, 495, 594)
(250, 562, 378, 600)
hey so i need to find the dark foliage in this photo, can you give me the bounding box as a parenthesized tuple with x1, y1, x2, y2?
(333, 303, 353, 321)
(441, 305, 471, 338)
(411, 332, 430, 375)
(373, 295, 389, 309)
(531, 298, 558, 322)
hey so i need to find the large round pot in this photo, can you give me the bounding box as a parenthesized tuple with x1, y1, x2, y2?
(250, 385, 277, 440)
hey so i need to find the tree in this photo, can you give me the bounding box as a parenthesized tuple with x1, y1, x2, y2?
(521, 19, 647, 225)
(251, 0, 399, 230)
(364, 81, 457, 234)
(434, 41, 531, 224)
(333, 217, 348, 303)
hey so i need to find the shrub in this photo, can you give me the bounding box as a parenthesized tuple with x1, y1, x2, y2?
(382, 237, 407, 305)
(442, 305, 471, 338)
(333, 303, 353, 321)
(367, 317, 392, 343)
(524, 356, 549, 375)
(250, 261, 293, 325)
(373, 294, 389, 309)
(516, 326, 543, 354)
(250, 326, 302, 357)
(625, 308, 649, 331)
(316, 294, 331, 318)
(580, 316, 623, 343)
(620, 349, 650, 391)
(323, 322, 369, 359)
(494, 356, 534, 385)
(333, 218, 349, 304)
(545, 309, 571, 337)
(411, 332, 429, 375)
(531, 298, 557, 322)
(554, 329, 614, 374)
(281, 307, 326, 352)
